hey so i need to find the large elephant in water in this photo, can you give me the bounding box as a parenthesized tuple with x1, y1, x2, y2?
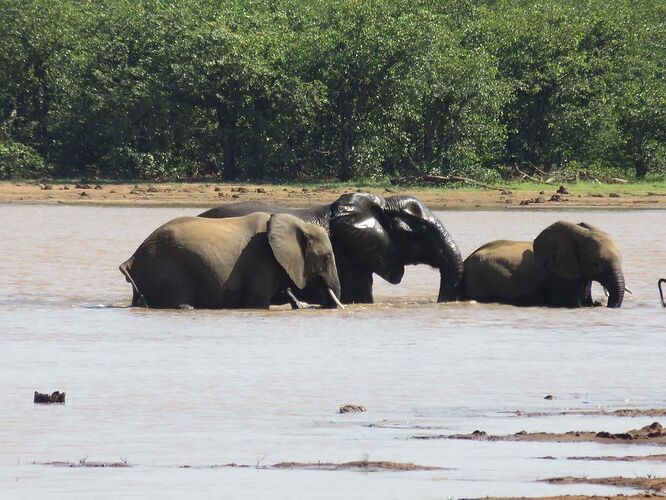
(460, 221, 625, 308)
(199, 193, 463, 304)
(119, 213, 342, 309)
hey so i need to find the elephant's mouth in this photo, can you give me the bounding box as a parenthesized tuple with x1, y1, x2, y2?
(378, 264, 405, 285)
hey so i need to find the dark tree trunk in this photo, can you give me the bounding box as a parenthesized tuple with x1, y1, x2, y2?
(339, 122, 353, 181)
(423, 106, 435, 165)
(33, 62, 51, 157)
(216, 102, 238, 180)
(337, 86, 354, 181)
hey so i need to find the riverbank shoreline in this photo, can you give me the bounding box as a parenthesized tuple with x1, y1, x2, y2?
(3, 181, 666, 210)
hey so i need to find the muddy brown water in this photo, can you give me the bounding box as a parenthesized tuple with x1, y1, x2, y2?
(1, 205, 665, 498)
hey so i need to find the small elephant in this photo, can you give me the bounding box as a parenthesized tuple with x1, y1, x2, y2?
(119, 213, 342, 309)
(659, 279, 665, 307)
(460, 221, 625, 308)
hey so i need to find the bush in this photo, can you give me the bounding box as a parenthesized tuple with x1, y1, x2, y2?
(96, 147, 161, 179)
(0, 142, 50, 179)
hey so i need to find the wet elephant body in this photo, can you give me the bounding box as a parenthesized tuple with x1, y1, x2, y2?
(119, 213, 341, 309)
(460, 221, 625, 308)
(199, 193, 463, 304)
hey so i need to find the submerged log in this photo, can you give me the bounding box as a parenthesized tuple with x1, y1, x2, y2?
(34, 391, 66, 404)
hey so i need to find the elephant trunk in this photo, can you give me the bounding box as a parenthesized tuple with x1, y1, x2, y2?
(319, 261, 343, 308)
(433, 220, 464, 302)
(602, 268, 625, 308)
(384, 196, 463, 302)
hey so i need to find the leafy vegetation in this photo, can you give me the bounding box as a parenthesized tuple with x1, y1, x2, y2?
(0, 0, 664, 181)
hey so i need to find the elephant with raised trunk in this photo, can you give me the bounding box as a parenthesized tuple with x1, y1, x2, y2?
(119, 213, 342, 309)
(460, 221, 625, 308)
(199, 193, 463, 304)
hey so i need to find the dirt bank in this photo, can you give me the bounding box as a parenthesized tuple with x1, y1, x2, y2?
(3, 181, 666, 210)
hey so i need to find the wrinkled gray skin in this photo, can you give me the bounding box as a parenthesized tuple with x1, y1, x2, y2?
(659, 279, 666, 307)
(199, 193, 463, 304)
(460, 221, 625, 308)
(119, 213, 341, 309)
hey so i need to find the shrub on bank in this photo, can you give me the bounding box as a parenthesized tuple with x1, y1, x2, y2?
(0, 142, 51, 180)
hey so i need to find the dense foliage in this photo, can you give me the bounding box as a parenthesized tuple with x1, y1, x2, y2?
(0, 0, 664, 181)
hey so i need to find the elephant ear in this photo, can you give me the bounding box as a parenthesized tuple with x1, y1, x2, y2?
(267, 213, 308, 289)
(533, 221, 589, 280)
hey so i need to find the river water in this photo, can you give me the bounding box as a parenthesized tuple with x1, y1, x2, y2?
(1, 204, 665, 499)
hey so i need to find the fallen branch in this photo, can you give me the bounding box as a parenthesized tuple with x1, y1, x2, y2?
(391, 175, 505, 191)
(514, 164, 541, 183)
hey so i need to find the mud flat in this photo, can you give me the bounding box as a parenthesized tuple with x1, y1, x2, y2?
(413, 422, 666, 445)
(544, 476, 666, 496)
(179, 461, 445, 472)
(564, 454, 666, 462)
(509, 408, 666, 418)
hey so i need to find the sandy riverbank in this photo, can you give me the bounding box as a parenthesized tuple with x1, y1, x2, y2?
(2, 181, 666, 209)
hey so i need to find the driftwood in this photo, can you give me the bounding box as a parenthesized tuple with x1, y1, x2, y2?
(514, 164, 540, 183)
(34, 391, 66, 404)
(401, 156, 505, 191)
(391, 174, 505, 191)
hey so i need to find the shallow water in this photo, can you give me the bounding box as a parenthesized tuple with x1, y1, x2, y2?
(1, 204, 665, 499)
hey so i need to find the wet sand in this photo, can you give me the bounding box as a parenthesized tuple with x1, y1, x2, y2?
(3, 181, 666, 209)
(544, 476, 666, 495)
(564, 454, 666, 462)
(38, 459, 443, 472)
(509, 408, 666, 418)
(414, 422, 666, 445)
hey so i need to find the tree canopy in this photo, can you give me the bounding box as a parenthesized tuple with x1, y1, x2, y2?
(1, 0, 664, 181)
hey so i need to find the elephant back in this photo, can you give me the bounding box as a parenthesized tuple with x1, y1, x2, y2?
(462, 240, 545, 300)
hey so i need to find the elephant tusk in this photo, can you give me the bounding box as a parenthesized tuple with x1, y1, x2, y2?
(624, 286, 633, 295)
(285, 288, 304, 309)
(327, 288, 345, 309)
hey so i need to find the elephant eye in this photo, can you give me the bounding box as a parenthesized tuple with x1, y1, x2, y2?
(405, 202, 421, 216)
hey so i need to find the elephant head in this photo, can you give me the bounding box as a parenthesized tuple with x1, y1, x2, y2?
(267, 214, 342, 307)
(533, 221, 625, 308)
(329, 193, 463, 302)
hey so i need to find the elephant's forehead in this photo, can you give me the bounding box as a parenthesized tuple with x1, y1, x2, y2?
(585, 232, 619, 254)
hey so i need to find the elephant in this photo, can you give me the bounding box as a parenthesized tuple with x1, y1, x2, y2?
(659, 279, 665, 307)
(199, 192, 463, 304)
(119, 213, 342, 309)
(459, 221, 625, 308)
